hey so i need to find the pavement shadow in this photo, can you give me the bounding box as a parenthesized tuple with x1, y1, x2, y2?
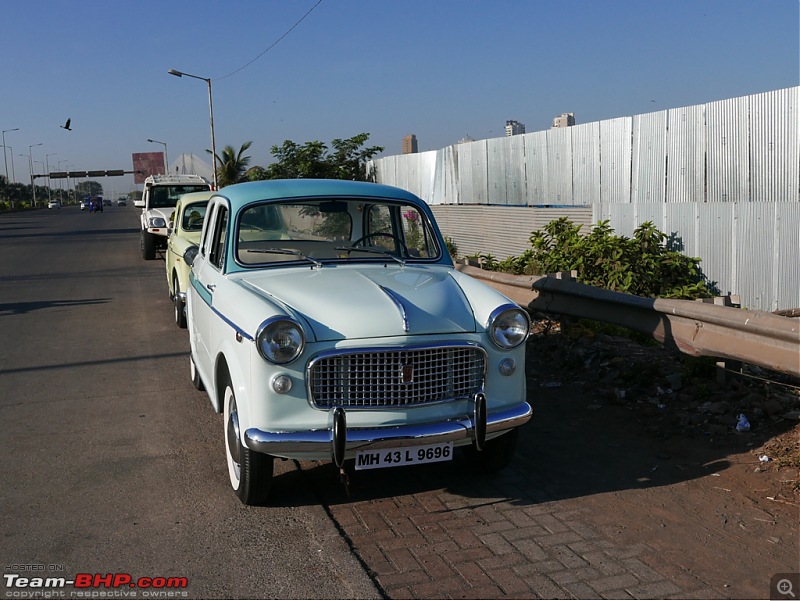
(268, 379, 794, 509)
(0, 297, 110, 316)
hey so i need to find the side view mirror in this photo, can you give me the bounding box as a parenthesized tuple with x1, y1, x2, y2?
(183, 245, 199, 267)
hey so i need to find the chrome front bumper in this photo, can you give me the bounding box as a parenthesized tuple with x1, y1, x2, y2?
(244, 396, 532, 466)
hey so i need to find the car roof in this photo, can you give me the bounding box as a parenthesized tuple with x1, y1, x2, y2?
(211, 179, 425, 211)
(178, 191, 215, 204)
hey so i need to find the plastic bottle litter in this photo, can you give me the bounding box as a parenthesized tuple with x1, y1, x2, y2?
(759, 455, 771, 463)
(735, 414, 751, 432)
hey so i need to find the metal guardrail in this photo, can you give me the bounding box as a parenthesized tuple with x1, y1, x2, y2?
(456, 264, 800, 379)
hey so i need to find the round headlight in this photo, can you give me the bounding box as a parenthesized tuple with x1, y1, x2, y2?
(150, 217, 167, 228)
(488, 305, 531, 349)
(256, 318, 305, 364)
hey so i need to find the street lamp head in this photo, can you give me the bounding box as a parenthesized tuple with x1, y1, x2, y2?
(168, 69, 183, 77)
(147, 138, 155, 143)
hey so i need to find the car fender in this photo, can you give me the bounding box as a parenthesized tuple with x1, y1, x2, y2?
(213, 333, 253, 436)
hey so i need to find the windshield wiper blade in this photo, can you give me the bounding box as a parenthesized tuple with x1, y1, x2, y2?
(335, 246, 405, 266)
(248, 248, 322, 268)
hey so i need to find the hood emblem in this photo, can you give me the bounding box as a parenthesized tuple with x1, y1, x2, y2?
(378, 285, 409, 332)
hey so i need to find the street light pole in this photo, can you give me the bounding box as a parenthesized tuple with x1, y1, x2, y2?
(0, 144, 14, 182)
(2, 127, 19, 185)
(147, 138, 169, 174)
(29, 143, 42, 208)
(168, 69, 218, 189)
(45, 153, 57, 202)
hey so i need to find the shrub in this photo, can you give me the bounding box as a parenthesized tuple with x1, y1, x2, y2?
(478, 218, 714, 299)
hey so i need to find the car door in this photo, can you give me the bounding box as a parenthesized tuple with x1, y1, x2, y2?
(190, 200, 229, 384)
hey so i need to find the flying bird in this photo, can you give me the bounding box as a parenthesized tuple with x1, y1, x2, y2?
(60, 118, 71, 131)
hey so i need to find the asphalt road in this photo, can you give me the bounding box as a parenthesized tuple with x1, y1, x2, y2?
(0, 205, 380, 599)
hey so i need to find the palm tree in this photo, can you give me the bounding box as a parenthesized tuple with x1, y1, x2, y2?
(207, 141, 253, 188)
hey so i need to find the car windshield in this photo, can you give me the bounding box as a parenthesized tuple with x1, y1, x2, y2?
(181, 203, 208, 232)
(236, 198, 441, 267)
(151, 185, 210, 209)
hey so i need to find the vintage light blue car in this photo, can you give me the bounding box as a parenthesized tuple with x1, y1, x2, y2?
(185, 179, 532, 504)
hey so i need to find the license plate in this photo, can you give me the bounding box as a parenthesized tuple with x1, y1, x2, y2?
(354, 442, 453, 471)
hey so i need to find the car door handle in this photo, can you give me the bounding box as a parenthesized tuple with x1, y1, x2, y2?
(206, 284, 216, 292)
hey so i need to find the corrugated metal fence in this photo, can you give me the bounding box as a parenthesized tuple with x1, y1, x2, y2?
(371, 87, 800, 311)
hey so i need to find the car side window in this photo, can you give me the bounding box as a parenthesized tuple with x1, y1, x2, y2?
(208, 206, 228, 270)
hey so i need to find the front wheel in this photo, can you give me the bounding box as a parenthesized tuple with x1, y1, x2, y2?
(141, 230, 156, 260)
(173, 275, 186, 328)
(224, 381, 273, 505)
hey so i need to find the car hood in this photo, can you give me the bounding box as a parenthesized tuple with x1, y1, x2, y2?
(148, 207, 174, 223)
(239, 265, 476, 341)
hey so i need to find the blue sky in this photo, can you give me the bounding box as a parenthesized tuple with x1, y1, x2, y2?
(1, 0, 798, 195)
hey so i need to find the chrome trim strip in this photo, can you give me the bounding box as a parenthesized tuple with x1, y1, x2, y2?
(378, 285, 409, 332)
(244, 401, 531, 456)
(190, 274, 254, 342)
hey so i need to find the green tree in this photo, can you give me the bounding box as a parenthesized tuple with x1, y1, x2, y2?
(208, 141, 253, 188)
(257, 133, 384, 181)
(75, 181, 103, 198)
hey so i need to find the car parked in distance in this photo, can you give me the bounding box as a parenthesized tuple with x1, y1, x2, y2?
(184, 179, 532, 505)
(117, 199, 127, 206)
(166, 191, 213, 328)
(48, 200, 61, 209)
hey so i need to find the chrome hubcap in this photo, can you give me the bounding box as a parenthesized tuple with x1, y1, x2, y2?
(226, 396, 241, 466)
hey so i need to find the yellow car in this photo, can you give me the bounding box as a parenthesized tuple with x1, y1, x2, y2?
(166, 191, 213, 327)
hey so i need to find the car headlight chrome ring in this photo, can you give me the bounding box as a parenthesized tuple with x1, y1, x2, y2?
(149, 217, 167, 228)
(256, 317, 305, 364)
(487, 305, 531, 349)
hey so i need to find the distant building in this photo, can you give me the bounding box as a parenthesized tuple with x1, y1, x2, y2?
(457, 135, 475, 144)
(505, 120, 525, 136)
(402, 134, 418, 154)
(552, 113, 576, 128)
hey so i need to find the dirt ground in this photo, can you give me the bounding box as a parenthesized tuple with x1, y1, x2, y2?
(525, 317, 800, 593)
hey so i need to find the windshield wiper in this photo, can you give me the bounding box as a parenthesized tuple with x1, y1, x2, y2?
(335, 246, 406, 266)
(248, 248, 322, 268)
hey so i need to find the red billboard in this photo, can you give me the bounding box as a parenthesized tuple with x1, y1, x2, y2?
(132, 152, 165, 184)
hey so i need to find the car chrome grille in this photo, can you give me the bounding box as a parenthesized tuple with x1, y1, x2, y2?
(308, 345, 486, 408)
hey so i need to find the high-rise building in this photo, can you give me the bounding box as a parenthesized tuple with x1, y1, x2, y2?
(552, 113, 576, 128)
(402, 134, 418, 154)
(505, 120, 525, 136)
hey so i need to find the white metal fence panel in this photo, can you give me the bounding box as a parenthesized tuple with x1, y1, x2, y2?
(750, 87, 800, 202)
(571, 121, 601, 206)
(456, 140, 489, 204)
(523, 131, 549, 204)
(736, 203, 777, 310)
(546, 127, 574, 204)
(666, 105, 706, 203)
(599, 117, 633, 204)
(632, 110, 668, 203)
(487, 136, 526, 205)
(776, 203, 800, 310)
(706, 96, 750, 202)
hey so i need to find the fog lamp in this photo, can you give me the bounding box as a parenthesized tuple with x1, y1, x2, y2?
(271, 374, 293, 394)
